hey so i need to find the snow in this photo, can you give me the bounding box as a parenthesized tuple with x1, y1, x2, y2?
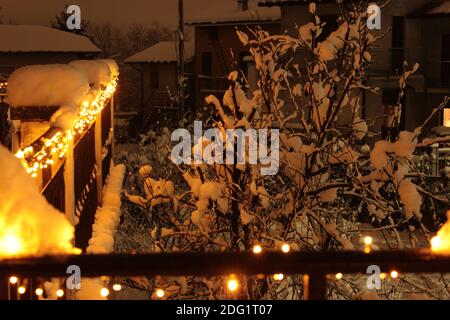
(186, 0, 280, 25)
(7, 64, 90, 108)
(429, 1, 450, 14)
(69, 60, 112, 86)
(0, 145, 78, 259)
(86, 164, 126, 254)
(125, 41, 195, 64)
(101, 59, 120, 78)
(0, 25, 100, 53)
(398, 179, 422, 219)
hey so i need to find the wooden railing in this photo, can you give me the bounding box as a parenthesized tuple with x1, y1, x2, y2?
(1, 250, 450, 300)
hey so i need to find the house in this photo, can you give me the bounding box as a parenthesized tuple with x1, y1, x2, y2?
(0, 25, 101, 149)
(186, 0, 281, 111)
(259, 0, 450, 135)
(0, 25, 101, 76)
(125, 41, 195, 133)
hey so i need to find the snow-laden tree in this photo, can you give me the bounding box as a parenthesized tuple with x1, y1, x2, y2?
(119, 2, 450, 299)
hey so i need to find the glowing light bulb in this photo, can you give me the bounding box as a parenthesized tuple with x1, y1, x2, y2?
(112, 284, 122, 291)
(18, 286, 26, 294)
(363, 236, 373, 246)
(379, 273, 387, 280)
(100, 288, 109, 297)
(253, 245, 262, 254)
(281, 243, 290, 253)
(227, 277, 239, 292)
(431, 236, 441, 250)
(335, 273, 343, 280)
(35, 288, 44, 296)
(9, 276, 18, 284)
(273, 273, 284, 281)
(155, 289, 165, 298)
(390, 270, 399, 279)
(56, 289, 64, 297)
(363, 246, 371, 254)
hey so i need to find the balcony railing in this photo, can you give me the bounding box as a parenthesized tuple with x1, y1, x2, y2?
(1, 250, 450, 300)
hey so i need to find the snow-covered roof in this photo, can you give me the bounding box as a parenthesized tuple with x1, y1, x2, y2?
(0, 25, 101, 53)
(408, 1, 450, 18)
(428, 1, 450, 15)
(125, 41, 195, 64)
(259, 0, 336, 6)
(186, 0, 280, 25)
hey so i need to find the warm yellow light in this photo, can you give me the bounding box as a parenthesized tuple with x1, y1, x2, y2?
(390, 270, 399, 279)
(35, 288, 44, 296)
(18, 286, 26, 294)
(363, 236, 373, 246)
(112, 284, 122, 291)
(431, 236, 441, 250)
(335, 273, 343, 280)
(155, 289, 165, 298)
(9, 276, 18, 284)
(227, 277, 239, 292)
(100, 288, 110, 297)
(281, 243, 290, 253)
(56, 289, 64, 297)
(253, 245, 262, 254)
(1, 234, 23, 255)
(364, 246, 371, 254)
(273, 273, 284, 281)
(379, 273, 387, 280)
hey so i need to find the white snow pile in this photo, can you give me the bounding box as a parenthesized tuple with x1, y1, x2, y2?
(86, 164, 126, 254)
(101, 59, 120, 78)
(77, 164, 125, 300)
(0, 145, 78, 259)
(7, 64, 89, 108)
(69, 60, 112, 87)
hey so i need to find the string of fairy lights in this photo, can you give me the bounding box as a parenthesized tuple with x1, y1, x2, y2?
(14, 78, 118, 177)
(5, 237, 404, 299)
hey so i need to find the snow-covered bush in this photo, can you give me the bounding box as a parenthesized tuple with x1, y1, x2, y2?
(121, 2, 450, 299)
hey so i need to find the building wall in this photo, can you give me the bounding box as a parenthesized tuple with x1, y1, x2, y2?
(0, 52, 98, 75)
(194, 22, 280, 111)
(278, 0, 449, 135)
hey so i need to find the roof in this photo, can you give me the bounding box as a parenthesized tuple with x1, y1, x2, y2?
(186, 0, 280, 26)
(125, 41, 195, 64)
(0, 25, 101, 53)
(258, 0, 338, 6)
(408, 1, 450, 18)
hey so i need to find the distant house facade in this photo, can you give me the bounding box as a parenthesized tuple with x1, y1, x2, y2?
(0, 25, 100, 76)
(124, 41, 195, 134)
(0, 25, 100, 149)
(259, 0, 450, 135)
(186, 0, 281, 111)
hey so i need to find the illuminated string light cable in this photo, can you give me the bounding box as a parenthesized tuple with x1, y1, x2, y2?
(15, 78, 118, 176)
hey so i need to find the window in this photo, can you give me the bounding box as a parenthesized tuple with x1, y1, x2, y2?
(208, 27, 218, 41)
(444, 108, 450, 127)
(441, 34, 450, 86)
(202, 52, 212, 76)
(150, 71, 159, 90)
(239, 52, 249, 77)
(391, 16, 405, 73)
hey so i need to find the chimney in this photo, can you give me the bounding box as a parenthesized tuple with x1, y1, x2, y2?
(238, 0, 249, 11)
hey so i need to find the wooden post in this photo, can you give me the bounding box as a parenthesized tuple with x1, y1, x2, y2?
(95, 114, 103, 205)
(303, 272, 327, 300)
(64, 137, 75, 226)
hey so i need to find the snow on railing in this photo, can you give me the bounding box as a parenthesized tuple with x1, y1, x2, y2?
(10, 60, 118, 178)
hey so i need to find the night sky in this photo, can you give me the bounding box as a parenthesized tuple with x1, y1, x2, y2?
(0, 0, 214, 30)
